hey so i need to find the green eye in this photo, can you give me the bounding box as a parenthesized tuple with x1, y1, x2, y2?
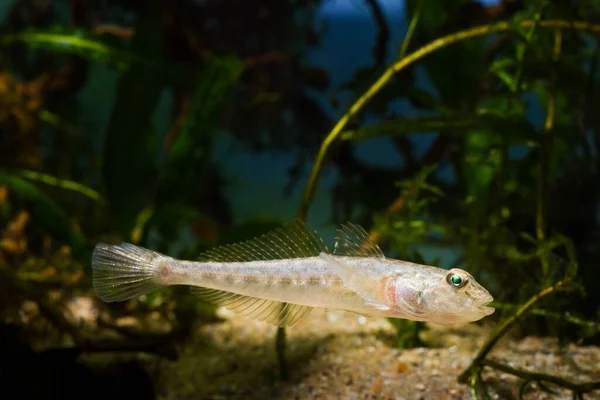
(446, 270, 468, 288)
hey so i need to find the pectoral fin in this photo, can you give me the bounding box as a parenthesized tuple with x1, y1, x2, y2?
(319, 252, 390, 311)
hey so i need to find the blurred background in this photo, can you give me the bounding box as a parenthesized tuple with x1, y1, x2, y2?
(1, 0, 600, 398)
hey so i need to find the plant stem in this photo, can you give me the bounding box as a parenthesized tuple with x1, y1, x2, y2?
(297, 19, 600, 221)
(537, 28, 561, 279)
(491, 302, 600, 332)
(398, 0, 422, 59)
(481, 359, 600, 394)
(276, 326, 288, 380)
(457, 279, 571, 383)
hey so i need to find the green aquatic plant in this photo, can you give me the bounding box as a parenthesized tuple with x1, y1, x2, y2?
(0, 29, 152, 71)
(271, 0, 600, 391)
(0, 174, 84, 251)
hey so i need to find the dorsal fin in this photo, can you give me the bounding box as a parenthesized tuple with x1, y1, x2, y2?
(333, 223, 385, 258)
(197, 219, 328, 262)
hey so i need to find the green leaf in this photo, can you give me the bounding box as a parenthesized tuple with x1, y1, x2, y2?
(158, 56, 243, 205)
(490, 57, 518, 91)
(0, 174, 84, 250)
(463, 130, 501, 198)
(14, 169, 103, 203)
(341, 111, 537, 145)
(341, 115, 482, 141)
(0, 29, 153, 71)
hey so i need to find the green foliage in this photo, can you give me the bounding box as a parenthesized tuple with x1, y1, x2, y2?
(142, 56, 244, 252)
(0, 29, 153, 71)
(15, 169, 103, 203)
(0, 0, 250, 338)
(305, 0, 600, 343)
(341, 113, 536, 144)
(102, 0, 164, 238)
(0, 174, 84, 251)
(376, 165, 445, 258)
(157, 57, 243, 205)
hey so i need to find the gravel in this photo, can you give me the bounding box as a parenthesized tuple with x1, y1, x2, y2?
(149, 308, 600, 400)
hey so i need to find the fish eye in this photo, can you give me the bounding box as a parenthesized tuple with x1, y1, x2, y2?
(446, 270, 468, 289)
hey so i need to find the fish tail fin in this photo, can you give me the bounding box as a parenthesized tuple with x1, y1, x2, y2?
(92, 243, 167, 302)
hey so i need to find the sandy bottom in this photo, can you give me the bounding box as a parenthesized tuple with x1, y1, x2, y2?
(136, 308, 600, 400)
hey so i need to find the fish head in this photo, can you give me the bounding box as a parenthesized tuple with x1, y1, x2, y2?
(389, 267, 494, 325)
(423, 268, 494, 324)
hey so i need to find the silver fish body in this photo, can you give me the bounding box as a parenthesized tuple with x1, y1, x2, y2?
(163, 257, 366, 310)
(92, 221, 494, 327)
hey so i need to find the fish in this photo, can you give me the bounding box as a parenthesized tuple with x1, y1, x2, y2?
(91, 220, 494, 327)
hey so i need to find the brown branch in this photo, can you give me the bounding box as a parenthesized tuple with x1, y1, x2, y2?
(364, 0, 390, 67)
(458, 279, 572, 384)
(481, 359, 600, 394)
(537, 28, 561, 278)
(490, 302, 600, 332)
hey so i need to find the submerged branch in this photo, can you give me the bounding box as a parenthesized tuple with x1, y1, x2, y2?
(364, 0, 389, 67)
(537, 28, 561, 279)
(458, 279, 572, 384)
(297, 19, 600, 221)
(491, 302, 600, 333)
(482, 359, 600, 394)
(276, 326, 288, 380)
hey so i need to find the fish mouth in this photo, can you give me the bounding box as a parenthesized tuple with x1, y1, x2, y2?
(477, 304, 495, 315)
(475, 296, 495, 315)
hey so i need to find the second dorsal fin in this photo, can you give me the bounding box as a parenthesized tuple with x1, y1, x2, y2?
(197, 219, 328, 262)
(333, 223, 385, 258)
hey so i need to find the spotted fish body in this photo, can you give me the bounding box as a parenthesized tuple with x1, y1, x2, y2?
(92, 221, 495, 327)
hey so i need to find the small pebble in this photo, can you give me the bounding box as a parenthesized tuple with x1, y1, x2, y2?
(414, 383, 426, 391)
(397, 362, 409, 373)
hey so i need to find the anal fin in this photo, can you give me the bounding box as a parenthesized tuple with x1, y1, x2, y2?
(191, 287, 312, 327)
